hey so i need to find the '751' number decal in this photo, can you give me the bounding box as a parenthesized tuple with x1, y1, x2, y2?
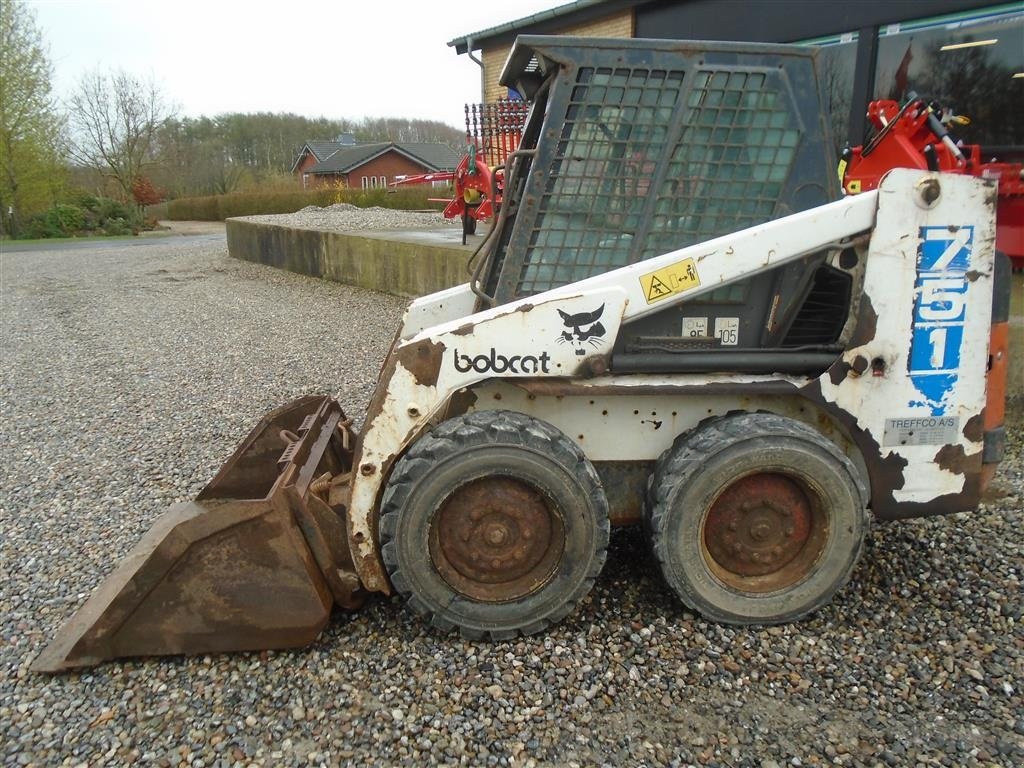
(908, 226, 972, 414)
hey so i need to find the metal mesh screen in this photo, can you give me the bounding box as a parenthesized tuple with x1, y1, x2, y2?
(516, 63, 802, 296)
(643, 70, 800, 259)
(518, 67, 684, 294)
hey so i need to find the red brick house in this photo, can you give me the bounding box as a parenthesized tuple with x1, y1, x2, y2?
(290, 135, 359, 178)
(292, 140, 460, 189)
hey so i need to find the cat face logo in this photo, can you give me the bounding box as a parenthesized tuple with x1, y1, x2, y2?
(557, 304, 606, 356)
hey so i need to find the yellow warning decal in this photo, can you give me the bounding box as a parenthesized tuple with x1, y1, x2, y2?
(639, 258, 701, 304)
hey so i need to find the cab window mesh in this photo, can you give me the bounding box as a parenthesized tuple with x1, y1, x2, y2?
(518, 67, 684, 294)
(516, 64, 803, 297)
(643, 70, 800, 258)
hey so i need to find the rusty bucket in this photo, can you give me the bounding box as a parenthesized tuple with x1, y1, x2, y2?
(33, 396, 364, 672)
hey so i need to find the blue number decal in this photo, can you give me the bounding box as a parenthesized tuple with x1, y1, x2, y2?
(908, 226, 973, 414)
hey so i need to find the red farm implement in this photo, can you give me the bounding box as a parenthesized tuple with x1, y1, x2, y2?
(842, 94, 1023, 269)
(396, 99, 529, 243)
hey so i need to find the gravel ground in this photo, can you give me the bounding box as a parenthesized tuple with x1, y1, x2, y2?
(238, 203, 459, 233)
(1, 231, 1022, 768)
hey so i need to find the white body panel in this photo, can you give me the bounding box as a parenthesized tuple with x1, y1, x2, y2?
(464, 379, 858, 462)
(345, 170, 997, 591)
(400, 283, 476, 338)
(819, 173, 996, 501)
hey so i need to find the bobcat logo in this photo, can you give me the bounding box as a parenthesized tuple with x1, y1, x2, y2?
(557, 304, 606, 356)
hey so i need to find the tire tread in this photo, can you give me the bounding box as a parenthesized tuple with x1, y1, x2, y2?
(380, 410, 610, 640)
(644, 412, 867, 624)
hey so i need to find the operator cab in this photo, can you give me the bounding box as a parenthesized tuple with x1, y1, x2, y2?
(473, 36, 858, 375)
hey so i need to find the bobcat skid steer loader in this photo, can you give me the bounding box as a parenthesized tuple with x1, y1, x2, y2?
(34, 37, 1009, 671)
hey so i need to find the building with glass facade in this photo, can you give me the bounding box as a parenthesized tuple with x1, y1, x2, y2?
(450, 0, 1023, 152)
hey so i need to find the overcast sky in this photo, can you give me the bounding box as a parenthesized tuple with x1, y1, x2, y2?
(28, 0, 563, 128)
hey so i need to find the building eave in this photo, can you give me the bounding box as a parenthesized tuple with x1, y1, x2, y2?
(447, 0, 640, 53)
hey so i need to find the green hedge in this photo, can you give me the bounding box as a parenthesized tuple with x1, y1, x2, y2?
(22, 196, 141, 239)
(166, 187, 445, 221)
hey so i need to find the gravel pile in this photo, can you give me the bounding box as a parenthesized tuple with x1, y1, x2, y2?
(238, 204, 459, 234)
(1, 236, 1021, 767)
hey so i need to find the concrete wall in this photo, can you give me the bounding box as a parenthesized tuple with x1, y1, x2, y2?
(226, 219, 472, 298)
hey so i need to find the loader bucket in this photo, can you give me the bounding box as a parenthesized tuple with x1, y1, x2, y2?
(33, 396, 364, 672)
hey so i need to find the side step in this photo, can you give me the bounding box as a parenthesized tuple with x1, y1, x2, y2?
(34, 396, 363, 672)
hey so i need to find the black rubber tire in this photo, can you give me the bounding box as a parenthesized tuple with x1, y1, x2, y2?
(645, 412, 867, 625)
(462, 208, 478, 236)
(380, 410, 609, 640)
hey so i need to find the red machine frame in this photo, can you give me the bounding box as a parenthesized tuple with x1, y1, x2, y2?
(842, 95, 1023, 268)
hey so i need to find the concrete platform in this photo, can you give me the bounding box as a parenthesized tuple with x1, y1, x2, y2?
(226, 219, 477, 298)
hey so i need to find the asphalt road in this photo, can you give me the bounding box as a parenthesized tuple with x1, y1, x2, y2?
(1, 231, 224, 254)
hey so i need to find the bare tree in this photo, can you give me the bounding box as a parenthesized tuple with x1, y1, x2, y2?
(67, 70, 175, 200)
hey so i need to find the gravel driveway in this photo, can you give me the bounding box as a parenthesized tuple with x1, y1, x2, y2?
(1, 232, 1021, 768)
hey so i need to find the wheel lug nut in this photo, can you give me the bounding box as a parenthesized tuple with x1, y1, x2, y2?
(752, 552, 762, 562)
(470, 510, 483, 522)
(491, 558, 501, 568)
(728, 521, 738, 532)
(785, 526, 794, 536)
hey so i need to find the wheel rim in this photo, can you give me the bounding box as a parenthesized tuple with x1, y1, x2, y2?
(429, 476, 565, 602)
(702, 472, 828, 593)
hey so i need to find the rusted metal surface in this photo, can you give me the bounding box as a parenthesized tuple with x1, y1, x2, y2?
(396, 339, 447, 388)
(347, 346, 401, 596)
(702, 473, 827, 593)
(34, 396, 363, 671)
(296, 494, 366, 611)
(802, 373, 992, 520)
(704, 475, 814, 578)
(428, 477, 565, 602)
(827, 294, 879, 386)
(594, 462, 651, 526)
(962, 414, 984, 443)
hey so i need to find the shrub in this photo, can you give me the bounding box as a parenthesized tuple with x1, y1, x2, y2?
(166, 195, 220, 221)
(102, 217, 135, 236)
(95, 197, 137, 222)
(51, 204, 86, 233)
(24, 214, 62, 239)
(25, 204, 85, 238)
(19, 196, 143, 239)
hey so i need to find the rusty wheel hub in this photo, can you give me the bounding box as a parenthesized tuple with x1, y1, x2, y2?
(703, 473, 826, 592)
(429, 477, 564, 602)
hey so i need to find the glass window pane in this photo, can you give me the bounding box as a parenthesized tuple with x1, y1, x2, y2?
(875, 8, 1024, 146)
(798, 32, 859, 152)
